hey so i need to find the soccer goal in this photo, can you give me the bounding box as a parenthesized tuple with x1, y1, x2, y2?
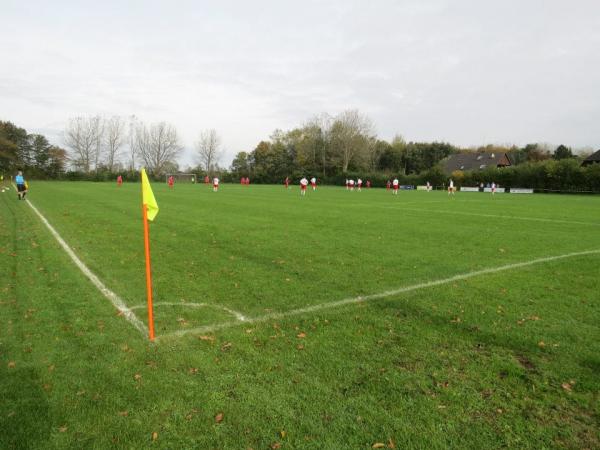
(165, 173, 197, 183)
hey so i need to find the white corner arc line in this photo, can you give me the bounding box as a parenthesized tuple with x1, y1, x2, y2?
(157, 248, 600, 341)
(25, 199, 148, 337)
(129, 302, 246, 321)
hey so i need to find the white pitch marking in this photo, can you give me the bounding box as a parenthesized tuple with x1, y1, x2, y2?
(157, 248, 600, 341)
(25, 199, 148, 337)
(375, 204, 599, 227)
(129, 301, 246, 321)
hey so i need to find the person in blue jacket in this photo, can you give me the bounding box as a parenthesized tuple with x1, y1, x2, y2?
(15, 171, 27, 200)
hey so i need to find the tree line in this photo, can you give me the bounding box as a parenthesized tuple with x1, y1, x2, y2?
(1, 111, 597, 192)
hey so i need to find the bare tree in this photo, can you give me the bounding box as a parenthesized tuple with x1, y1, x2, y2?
(127, 115, 138, 171)
(135, 121, 183, 175)
(195, 129, 222, 177)
(104, 116, 125, 172)
(305, 113, 332, 175)
(63, 116, 103, 173)
(330, 109, 374, 173)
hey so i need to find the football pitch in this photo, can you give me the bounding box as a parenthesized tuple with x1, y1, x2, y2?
(1, 181, 599, 449)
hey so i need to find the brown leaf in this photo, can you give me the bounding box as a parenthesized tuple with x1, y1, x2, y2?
(199, 334, 215, 342)
(151, 431, 158, 441)
(538, 341, 545, 348)
(221, 342, 232, 352)
(561, 382, 572, 392)
(215, 412, 224, 423)
(372, 443, 385, 449)
(7, 361, 15, 368)
(118, 411, 128, 417)
(388, 438, 396, 449)
(58, 426, 68, 433)
(188, 367, 199, 374)
(296, 332, 306, 338)
(528, 315, 540, 321)
(134, 373, 142, 381)
(297, 344, 305, 350)
(271, 443, 281, 449)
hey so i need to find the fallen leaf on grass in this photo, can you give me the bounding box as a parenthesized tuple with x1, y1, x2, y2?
(221, 342, 232, 352)
(538, 341, 545, 348)
(297, 344, 305, 350)
(528, 315, 540, 321)
(133, 373, 142, 381)
(198, 335, 215, 342)
(7, 361, 15, 368)
(58, 426, 68, 433)
(296, 332, 306, 338)
(372, 443, 385, 449)
(188, 368, 199, 374)
(561, 382, 572, 392)
(215, 413, 224, 423)
(151, 431, 158, 441)
(388, 438, 396, 449)
(271, 443, 281, 449)
(118, 411, 128, 417)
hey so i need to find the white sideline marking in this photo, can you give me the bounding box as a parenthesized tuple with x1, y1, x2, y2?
(25, 199, 148, 337)
(377, 205, 599, 227)
(129, 302, 246, 322)
(157, 249, 600, 341)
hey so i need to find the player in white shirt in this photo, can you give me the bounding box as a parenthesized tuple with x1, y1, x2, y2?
(349, 179, 355, 191)
(213, 177, 219, 192)
(300, 177, 308, 196)
(392, 178, 399, 195)
(426, 181, 431, 192)
(310, 177, 317, 191)
(491, 182, 496, 195)
(448, 179, 455, 195)
(357, 178, 362, 191)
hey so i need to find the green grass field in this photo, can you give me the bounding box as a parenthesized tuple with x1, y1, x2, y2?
(1, 181, 599, 449)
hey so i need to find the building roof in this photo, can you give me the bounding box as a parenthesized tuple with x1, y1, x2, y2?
(582, 149, 600, 166)
(442, 152, 511, 174)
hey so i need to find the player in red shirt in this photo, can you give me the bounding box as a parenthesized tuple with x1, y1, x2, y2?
(168, 176, 174, 189)
(204, 175, 209, 184)
(117, 175, 123, 187)
(366, 180, 371, 189)
(284, 176, 289, 189)
(386, 180, 391, 191)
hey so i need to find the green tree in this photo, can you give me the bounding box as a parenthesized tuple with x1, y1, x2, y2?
(553, 144, 573, 160)
(230, 151, 250, 176)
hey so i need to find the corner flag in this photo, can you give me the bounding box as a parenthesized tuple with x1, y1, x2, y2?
(140, 168, 158, 340)
(141, 168, 159, 221)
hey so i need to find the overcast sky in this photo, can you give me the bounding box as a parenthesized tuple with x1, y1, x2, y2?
(2, 0, 599, 166)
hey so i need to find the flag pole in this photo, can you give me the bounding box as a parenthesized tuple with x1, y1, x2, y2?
(142, 203, 156, 341)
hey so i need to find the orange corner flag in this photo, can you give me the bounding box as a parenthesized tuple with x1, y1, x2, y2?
(141, 168, 159, 221)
